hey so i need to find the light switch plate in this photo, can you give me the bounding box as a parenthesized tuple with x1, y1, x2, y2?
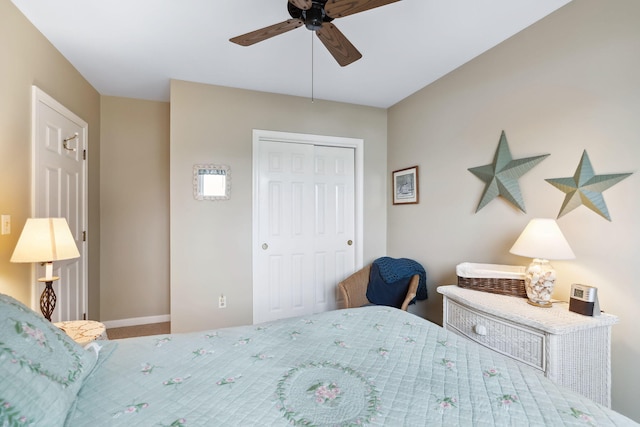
(1, 215, 10, 235)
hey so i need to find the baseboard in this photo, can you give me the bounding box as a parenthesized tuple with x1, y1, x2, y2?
(102, 314, 171, 329)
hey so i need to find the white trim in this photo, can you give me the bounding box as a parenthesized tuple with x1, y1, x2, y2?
(102, 314, 171, 329)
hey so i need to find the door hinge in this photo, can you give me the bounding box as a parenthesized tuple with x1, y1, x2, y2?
(83, 149, 86, 160)
(82, 231, 86, 242)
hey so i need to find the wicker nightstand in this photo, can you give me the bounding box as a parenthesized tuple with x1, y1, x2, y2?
(437, 285, 618, 407)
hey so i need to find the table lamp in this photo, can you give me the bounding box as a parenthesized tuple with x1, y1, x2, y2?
(509, 218, 575, 308)
(10, 218, 80, 321)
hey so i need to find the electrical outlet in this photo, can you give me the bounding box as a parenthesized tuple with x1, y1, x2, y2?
(1, 215, 10, 235)
(218, 294, 227, 309)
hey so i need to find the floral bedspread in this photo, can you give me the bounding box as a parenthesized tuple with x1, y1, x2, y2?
(65, 307, 636, 426)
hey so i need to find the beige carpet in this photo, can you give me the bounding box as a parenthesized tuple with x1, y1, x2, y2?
(106, 322, 170, 339)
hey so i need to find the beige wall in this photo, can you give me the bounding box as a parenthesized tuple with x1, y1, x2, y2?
(170, 80, 388, 332)
(100, 96, 170, 321)
(388, 0, 639, 420)
(0, 0, 101, 317)
(6, 0, 638, 420)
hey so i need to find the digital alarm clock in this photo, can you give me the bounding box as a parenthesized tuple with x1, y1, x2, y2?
(569, 284, 600, 316)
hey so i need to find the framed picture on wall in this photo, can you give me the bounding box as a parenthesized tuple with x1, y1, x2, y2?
(392, 166, 419, 205)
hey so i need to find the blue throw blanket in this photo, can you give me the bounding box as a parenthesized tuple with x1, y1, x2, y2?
(371, 257, 428, 305)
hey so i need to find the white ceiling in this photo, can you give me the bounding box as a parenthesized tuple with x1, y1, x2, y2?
(11, 0, 572, 108)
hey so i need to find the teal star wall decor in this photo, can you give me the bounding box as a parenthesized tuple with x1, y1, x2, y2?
(469, 131, 549, 213)
(546, 150, 633, 221)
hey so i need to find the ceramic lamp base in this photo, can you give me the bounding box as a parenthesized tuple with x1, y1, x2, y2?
(524, 258, 555, 308)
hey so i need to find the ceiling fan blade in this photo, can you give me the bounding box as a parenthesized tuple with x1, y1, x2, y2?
(230, 19, 304, 46)
(316, 23, 362, 67)
(325, 0, 401, 19)
(288, 0, 311, 10)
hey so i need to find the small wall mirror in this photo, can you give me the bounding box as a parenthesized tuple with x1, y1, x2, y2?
(193, 164, 231, 201)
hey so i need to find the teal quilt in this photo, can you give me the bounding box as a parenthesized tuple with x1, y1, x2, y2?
(60, 307, 637, 426)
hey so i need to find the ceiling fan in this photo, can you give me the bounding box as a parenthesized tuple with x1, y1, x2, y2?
(230, 0, 401, 67)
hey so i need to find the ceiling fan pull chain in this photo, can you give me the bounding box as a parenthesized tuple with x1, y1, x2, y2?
(311, 31, 315, 103)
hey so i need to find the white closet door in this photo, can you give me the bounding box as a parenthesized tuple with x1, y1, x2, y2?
(253, 138, 355, 324)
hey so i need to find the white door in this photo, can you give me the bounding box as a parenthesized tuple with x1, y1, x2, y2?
(253, 130, 360, 324)
(32, 86, 88, 322)
(313, 145, 355, 313)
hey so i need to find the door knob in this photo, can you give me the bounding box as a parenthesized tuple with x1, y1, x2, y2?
(347, 240, 353, 246)
(262, 243, 268, 250)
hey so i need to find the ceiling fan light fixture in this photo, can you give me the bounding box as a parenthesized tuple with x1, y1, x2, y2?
(304, 3, 325, 31)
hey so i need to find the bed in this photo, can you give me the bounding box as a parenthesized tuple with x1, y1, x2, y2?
(1, 293, 637, 426)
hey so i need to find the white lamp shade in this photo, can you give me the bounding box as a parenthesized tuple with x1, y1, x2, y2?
(10, 218, 80, 263)
(509, 218, 575, 260)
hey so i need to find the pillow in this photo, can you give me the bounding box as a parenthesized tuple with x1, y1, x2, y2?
(366, 263, 411, 309)
(0, 293, 98, 426)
